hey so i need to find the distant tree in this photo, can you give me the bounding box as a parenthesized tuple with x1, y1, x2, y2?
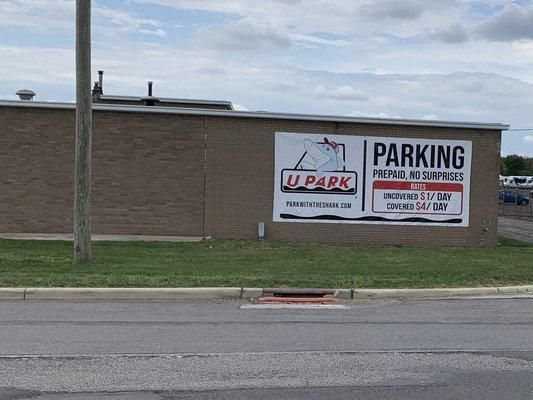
(526, 157, 533, 175)
(500, 154, 531, 175)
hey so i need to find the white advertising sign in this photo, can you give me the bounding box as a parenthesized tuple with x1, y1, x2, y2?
(273, 132, 472, 226)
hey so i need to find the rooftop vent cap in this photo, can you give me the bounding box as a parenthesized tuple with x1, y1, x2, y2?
(98, 70, 104, 92)
(93, 81, 102, 93)
(141, 81, 160, 106)
(16, 89, 35, 101)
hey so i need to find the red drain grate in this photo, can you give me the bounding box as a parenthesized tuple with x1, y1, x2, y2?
(262, 288, 336, 298)
(257, 296, 341, 304)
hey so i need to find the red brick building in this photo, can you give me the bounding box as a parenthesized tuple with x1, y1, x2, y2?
(0, 90, 507, 245)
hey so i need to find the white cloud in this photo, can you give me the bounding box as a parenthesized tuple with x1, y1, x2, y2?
(139, 28, 167, 37)
(290, 34, 352, 47)
(0, 46, 74, 85)
(359, 0, 423, 20)
(233, 103, 249, 111)
(0, 0, 73, 30)
(314, 85, 369, 101)
(0, 0, 167, 39)
(524, 135, 533, 143)
(349, 110, 401, 119)
(194, 21, 291, 51)
(94, 5, 166, 37)
(129, 0, 466, 38)
(476, 3, 533, 42)
(426, 23, 469, 43)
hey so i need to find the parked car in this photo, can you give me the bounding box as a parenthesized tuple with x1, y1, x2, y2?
(499, 191, 530, 205)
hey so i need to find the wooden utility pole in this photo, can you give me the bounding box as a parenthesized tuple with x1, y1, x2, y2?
(74, 0, 92, 263)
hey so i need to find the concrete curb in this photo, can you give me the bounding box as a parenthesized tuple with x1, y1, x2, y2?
(334, 289, 352, 299)
(0, 285, 531, 301)
(0, 288, 25, 300)
(24, 287, 242, 301)
(352, 285, 533, 299)
(241, 288, 263, 299)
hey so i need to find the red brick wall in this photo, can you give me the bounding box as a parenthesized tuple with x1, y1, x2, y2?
(204, 117, 501, 246)
(0, 105, 501, 245)
(0, 106, 205, 236)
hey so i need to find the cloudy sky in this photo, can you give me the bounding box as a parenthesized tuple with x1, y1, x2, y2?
(1, 0, 533, 155)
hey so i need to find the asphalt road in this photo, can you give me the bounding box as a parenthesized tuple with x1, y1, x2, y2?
(0, 298, 531, 399)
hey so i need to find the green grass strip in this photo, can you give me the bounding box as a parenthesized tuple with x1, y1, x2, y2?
(0, 238, 531, 289)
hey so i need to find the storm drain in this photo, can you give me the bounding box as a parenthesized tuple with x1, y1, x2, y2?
(258, 288, 340, 304)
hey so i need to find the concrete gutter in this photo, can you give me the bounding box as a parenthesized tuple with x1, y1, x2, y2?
(0, 285, 531, 301)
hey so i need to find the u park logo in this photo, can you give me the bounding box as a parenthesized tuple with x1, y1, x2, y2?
(281, 137, 357, 195)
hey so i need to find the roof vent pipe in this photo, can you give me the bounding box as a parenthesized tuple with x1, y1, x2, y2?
(98, 70, 104, 93)
(16, 89, 35, 101)
(141, 81, 160, 106)
(92, 81, 102, 102)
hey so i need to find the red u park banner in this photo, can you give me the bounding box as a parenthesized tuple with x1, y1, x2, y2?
(273, 132, 472, 226)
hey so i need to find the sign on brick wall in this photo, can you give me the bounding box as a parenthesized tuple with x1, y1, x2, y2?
(273, 132, 472, 226)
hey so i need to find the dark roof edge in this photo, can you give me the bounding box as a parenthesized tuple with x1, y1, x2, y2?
(0, 100, 509, 131)
(99, 95, 234, 109)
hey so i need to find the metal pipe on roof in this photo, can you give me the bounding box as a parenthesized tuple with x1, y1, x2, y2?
(98, 70, 103, 93)
(141, 81, 159, 106)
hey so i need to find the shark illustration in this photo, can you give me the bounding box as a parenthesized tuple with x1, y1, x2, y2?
(300, 137, 345, 177)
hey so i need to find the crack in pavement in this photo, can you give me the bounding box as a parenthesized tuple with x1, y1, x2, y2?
(0, 349, 532, 361)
